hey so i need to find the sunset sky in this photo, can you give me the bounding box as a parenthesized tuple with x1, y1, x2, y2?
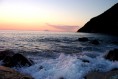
(0, 0, 117, 32)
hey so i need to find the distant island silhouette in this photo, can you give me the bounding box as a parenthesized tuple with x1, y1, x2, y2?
(77, 3, 118, 36)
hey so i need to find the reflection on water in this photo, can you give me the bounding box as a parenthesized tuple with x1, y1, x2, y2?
(0, 31, 118, 54)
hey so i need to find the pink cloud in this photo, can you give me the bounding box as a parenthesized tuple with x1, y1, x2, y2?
(46, 23, 79, 32)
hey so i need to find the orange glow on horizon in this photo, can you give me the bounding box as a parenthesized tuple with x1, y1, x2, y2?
(0, 23, 74, 32)
(0, 0, 81, 32)
(0, 14, 80, 32)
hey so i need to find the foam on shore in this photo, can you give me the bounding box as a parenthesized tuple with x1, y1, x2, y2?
(18, 53, 118, 79)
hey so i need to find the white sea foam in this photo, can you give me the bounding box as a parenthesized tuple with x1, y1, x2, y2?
(18, 53, 118, 79)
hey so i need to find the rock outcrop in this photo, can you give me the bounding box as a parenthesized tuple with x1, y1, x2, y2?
(78, 3, 118, 36)
(85, 69, 118, 79)
(104, 49, 118, 61)
(0, 66, 33, 79)
(89, 40, 100, 45)
(78, 37, 100, 45)
(0, 50, 15, 60)
(2, 53, 33, 67)
(0, 50, 34, 79)
(78, 37, 89, 42)
(0, 50, 34, 67)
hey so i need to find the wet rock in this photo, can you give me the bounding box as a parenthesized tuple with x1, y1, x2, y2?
(85, 69, 118, 79)
(78, 37, 89, 42)
(111, 41, 118, 45)
(39, 66, 43, 70)
(82, 60, 90, 63)
(2, 53, 34, 67)
(0, 50, 15, 60)
(59, 77, 65, 79)
(12, 53, 33, 66)
(2, 56, 13, 67)
(105, 49, 118, 61)
(90, 40, 100, 45)
(0, 66, 34, 79)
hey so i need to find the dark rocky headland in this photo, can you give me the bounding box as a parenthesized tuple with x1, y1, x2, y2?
(77, 3, 118, 36)
(77, 3, 118, 79)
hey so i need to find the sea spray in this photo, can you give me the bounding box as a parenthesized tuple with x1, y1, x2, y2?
(18, 53, 118, 79)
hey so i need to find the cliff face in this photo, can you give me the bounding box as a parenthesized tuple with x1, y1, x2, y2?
(78, 3, 118, 36)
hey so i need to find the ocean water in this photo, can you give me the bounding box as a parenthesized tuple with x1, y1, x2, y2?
(0, 30, 118, 79)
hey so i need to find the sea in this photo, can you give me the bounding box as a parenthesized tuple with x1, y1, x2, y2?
(0, 30, 118, 79)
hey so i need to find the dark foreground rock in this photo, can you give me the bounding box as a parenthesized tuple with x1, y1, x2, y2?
(78, 37, 89, 42)
(112, 41, 118, 45)
(105, 49, 118, 61)
(78, 3, 118, 36)
(0, 49, 33, 67)
(59, 77, 65, 79)
(0, 50, 15, 60)
(85, 69, 118, 79)
(2, 53, 33, 67)
(0, 66, 33, 79)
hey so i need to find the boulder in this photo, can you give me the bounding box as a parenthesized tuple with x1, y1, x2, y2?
(105, 49, 118, 61)
(2, 53, 33, 67)
(0, 50, 15, 60)
(59, 77, 65, 79)
(39, 66, 44, 70)
(78, 37, 89, 42)
(85, 69, 118, 79)
(90, 40, 100, 45)
(2, 56, 13, 67)
(77, 3, 118, 36)
(0, 66, 33, 79)
(82, 59, 90, 63)
(111, 41, 118, 45)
